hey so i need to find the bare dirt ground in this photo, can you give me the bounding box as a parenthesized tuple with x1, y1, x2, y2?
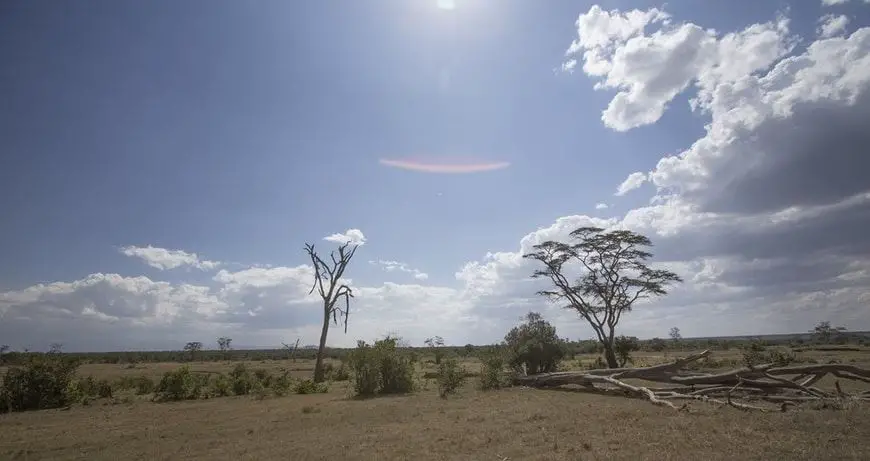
(1, 350, 869, 461)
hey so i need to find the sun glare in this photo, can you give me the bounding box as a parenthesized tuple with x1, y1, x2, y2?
(436, 0, 456, 11)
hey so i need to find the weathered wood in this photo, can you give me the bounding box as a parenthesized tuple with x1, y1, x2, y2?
(512, 351, 870, 412)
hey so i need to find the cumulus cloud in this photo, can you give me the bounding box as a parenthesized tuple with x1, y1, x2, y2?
(565, 5, 793, 130)
(370, 260, 429, 280)
(822, 0, 869, 5)
(818, 14, 850, 38)
(615, 172, 648, 196)
(595, 203, 609, 210)
(323, 229, 367, 246)
(119, 245, 220, 271)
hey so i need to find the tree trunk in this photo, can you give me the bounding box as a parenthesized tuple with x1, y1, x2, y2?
(313, 308, 331, 383)
(603, 344, 619, 369)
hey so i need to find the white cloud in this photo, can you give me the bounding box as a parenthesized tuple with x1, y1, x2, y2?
(615, 171, 647, 195)
(822, 0, 869, 5)
(119, 245, 220, 271)
(323, 229, 367, 246)
(370, 260, 429, 280)
(565, 5, 793, 130)
(818, 14, 850, 38)
(595, 203, 609, 209)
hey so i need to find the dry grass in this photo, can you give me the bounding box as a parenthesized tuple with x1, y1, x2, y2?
(1, 350, 869, 460)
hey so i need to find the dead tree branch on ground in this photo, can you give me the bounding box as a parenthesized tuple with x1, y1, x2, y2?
(513, 350, 870, 411)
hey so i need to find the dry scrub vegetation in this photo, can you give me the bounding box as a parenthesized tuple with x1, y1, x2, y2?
(1, 341, 869, 460)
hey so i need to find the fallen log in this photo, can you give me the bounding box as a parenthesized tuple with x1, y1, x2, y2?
(512, 350, 870, 412)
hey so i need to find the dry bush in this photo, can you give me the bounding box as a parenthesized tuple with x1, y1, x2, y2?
(294, 379, 329, 395)
(348, 337, 415, 397)
(436, 357, 466, 398)
(0, 353, 80, 412)
(478, 349, 510, 391)
(153, 366, 209, 402)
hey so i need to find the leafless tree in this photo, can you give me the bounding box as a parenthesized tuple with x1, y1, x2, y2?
(282, 338, 301, 362)
(305, 240, 358, 382)
(524, 227, 681, 368)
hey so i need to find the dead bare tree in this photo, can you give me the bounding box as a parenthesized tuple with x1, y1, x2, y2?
(282, 338, 301, 362)
(513, 350, 870, 412)
(523, 227, 682, 368)
(305, 241, 358, 383)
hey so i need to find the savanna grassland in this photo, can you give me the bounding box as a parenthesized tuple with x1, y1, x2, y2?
(1, 345, 869, 461)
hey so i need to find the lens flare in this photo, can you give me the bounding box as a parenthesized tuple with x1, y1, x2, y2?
(379, 158, 510, 174)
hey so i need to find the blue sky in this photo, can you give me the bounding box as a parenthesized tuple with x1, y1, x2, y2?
(2, 0, 870, 351)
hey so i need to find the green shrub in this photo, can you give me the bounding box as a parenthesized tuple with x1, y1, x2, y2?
(210, 374, 233, 397)
(270, 372, 293, 397)
(114, 376, 137, 391)
(154, 366, 208, 401)
(614, 336, 640, 367)
(504, 312, 566, 375)
(586, 356, 607, 370)
(133, 375, 155, 395)
(647, 337, 667, 352)
(0, 354, 80, 413)
(253, 368, 271, 387)
(349, 346, 380, 397)
(294, 379, 329, 395)
(478, 349, 509, 391)
(348, 336, 416, 397)
(252, 380, 268, 400)
(326, 362, 350, 381)
(96, 379, 113, 399)
(230, 363, 255, 395)
(741, 342, 795, 368)
(436, 357, 466, 398)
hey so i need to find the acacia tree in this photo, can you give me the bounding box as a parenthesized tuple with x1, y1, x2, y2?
(217, 337, 232, 361)
(524, 227, 682, 369)
(810, 321, 846, 344)
(183, 341, 203, 362)
(424, 336, 445, 364)
(305, 241, 358, 383)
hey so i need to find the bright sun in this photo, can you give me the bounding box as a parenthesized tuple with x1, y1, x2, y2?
(436, 0, 456, 10)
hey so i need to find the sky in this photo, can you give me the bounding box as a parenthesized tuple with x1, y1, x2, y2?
(2, 0, 870, 352)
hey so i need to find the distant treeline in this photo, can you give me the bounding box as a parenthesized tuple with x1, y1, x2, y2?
(1, 332, 868, 367)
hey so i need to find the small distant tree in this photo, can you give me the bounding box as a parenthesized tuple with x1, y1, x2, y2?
(810, 321, 846, 344)
(305, 240, 359, 383)
(503, 312, 566, 375)
(614, 335, 640, 367)
(183, 342, 203, 362)
(669, 327, 682, 342)
(217, 337, 232, 361)
(648, 337, 666, 352)
(282, 339, 301, 362)
(424, 335, 446, 364)
(48, 343, 63, 354)
(524, 227, 682, 368)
